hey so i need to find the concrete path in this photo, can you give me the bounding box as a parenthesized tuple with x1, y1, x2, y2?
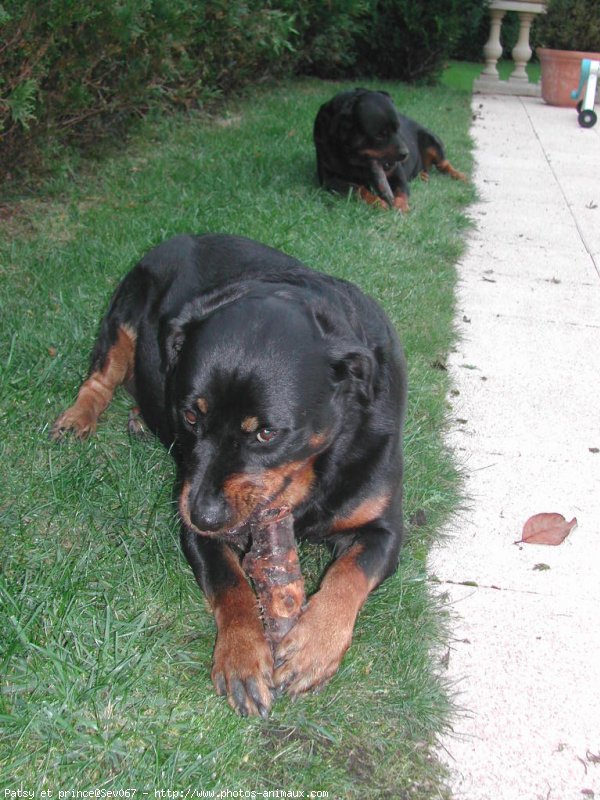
(429, 95, 600, 799)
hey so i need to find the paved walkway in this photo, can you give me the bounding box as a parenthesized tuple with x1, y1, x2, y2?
(429, 95, 600, 799)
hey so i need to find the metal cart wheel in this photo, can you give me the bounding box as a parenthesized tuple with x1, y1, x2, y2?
(578, 109, 598, 128)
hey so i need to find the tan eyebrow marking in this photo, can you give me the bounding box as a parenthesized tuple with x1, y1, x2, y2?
(310, 431, 328, 449)
(241, 416, 259, 433)
(197, 397, 208, 414)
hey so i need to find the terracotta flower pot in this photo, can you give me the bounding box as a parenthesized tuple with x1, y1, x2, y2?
(538, 47, 600, 107)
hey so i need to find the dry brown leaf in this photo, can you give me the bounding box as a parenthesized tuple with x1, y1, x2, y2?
(518, 513, 577, 546)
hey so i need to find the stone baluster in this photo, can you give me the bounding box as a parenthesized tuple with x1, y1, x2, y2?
(474, 1, 546, 97)
(510, 11, 536, 83)
(481, 8, 506, 78)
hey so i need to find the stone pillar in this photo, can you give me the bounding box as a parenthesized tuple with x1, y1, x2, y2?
(473, 1, 546, 97)
(510, 11, 536, 83)
(481, 8, 506, 79)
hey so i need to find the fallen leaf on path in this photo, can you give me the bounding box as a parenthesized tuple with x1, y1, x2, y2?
(517, 513, 577, 546)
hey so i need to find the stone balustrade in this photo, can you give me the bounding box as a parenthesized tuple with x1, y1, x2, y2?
(474, 0, 546, 95)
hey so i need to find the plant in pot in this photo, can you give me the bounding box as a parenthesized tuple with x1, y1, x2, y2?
(536, 0, 600, 106)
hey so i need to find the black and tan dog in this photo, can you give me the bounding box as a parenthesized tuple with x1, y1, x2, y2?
(52, 233, 407, 717)
(314, 88, 467, 211)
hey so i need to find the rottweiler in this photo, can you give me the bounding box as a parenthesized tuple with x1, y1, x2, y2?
(314, 87, 467, 211)
(51, 233, 407, 717)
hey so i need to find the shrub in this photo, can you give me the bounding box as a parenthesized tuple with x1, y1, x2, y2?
(284, 0, 369, 77)
(535, 0, 600, 51)
(450, 0, 491, 62)
(353, 0, 466, 82)
(0, 0, 488, 179)
(0, 0, 296, 179)
(447, 0, 522, 63)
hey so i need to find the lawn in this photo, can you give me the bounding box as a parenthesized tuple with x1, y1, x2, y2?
(442, 58, 541, 91)
(0, 77, 474, 797)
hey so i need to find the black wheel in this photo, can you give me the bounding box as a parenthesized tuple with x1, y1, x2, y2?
(578, 109, 598, 128)
(577, 100, 583, 113)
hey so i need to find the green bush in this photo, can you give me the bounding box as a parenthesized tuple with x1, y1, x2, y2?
(449, 0, 490, 62)
(284, 0, 369, 77)
(353, 0, 467, 82)
(535, 0, 600, 51)
(0, 0, 485, 179)
(0, 0, 296, 179)
(449, 5, 532, 64)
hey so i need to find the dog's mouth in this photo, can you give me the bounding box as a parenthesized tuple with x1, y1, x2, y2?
(180, 498, 293, 555)
(179, 457, 316, 547)
(177, 481, 258, 545)
(222, 504, 291, 545)
(382, 149, 409, 169)
(204, 503, 288, 542)
(360, 147, 408, 170)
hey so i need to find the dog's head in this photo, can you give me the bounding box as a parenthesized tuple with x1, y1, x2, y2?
(348, 91, 409, 169)
(164, 282, 376, 539)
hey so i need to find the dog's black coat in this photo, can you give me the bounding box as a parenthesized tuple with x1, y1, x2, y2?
(314, 88, 464, 210)
(53, 233, 406, 716)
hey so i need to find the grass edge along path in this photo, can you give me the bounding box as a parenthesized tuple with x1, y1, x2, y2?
(0, 77, 475, 798)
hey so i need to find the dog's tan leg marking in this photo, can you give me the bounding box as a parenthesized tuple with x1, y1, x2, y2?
(51, 325, 136, 440)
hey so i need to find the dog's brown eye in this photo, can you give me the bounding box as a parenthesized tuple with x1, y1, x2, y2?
(184, 409, 198, 426)
(256, 428, 276, 444)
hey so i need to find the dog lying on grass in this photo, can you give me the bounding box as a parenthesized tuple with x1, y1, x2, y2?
(314, 88, 467, 211)
(52, 233, 407, 716)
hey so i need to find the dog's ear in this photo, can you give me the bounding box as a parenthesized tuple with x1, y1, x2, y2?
(310, 304, 377, 405)
(330, 345, 376, 406)
(311, 306, 341, 338)
(163, 323, 187, 371)
(176, 283, 251, 327)
(162, 282, 253, 371)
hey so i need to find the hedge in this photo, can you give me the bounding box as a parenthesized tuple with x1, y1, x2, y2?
(0, 0, 487, 180)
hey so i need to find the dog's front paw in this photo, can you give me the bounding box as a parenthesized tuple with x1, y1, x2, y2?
(127, 406, 148, 437)
(357, 186, 388, 209)
(212, 624, 274, 718)
(393, 193, 410, 212)
(50, 405, 97, 441)
(273, 596, 353, 697)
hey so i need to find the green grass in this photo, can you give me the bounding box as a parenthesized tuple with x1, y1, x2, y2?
(0, 78, 475, 797)
(442, 58, 541, 91)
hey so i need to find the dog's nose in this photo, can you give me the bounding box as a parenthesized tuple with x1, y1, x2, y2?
(190, 495, 231, 532)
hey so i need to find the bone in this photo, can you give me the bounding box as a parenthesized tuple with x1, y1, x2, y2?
(369, 159, 394, 207)
(242, 507, 305, 646)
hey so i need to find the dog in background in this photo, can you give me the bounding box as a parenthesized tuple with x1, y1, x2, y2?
(314, 88, 467, 211)
(51, 233, 407, 717)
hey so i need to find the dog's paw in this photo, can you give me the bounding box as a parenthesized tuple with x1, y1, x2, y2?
(50, 406, 96, 442)
(212, 624, 274, 718)
(273, 596, 353, 697)
(127, 406, 148, 437)
(393, 194, 410, 212)
(357, 186, 388, 209)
